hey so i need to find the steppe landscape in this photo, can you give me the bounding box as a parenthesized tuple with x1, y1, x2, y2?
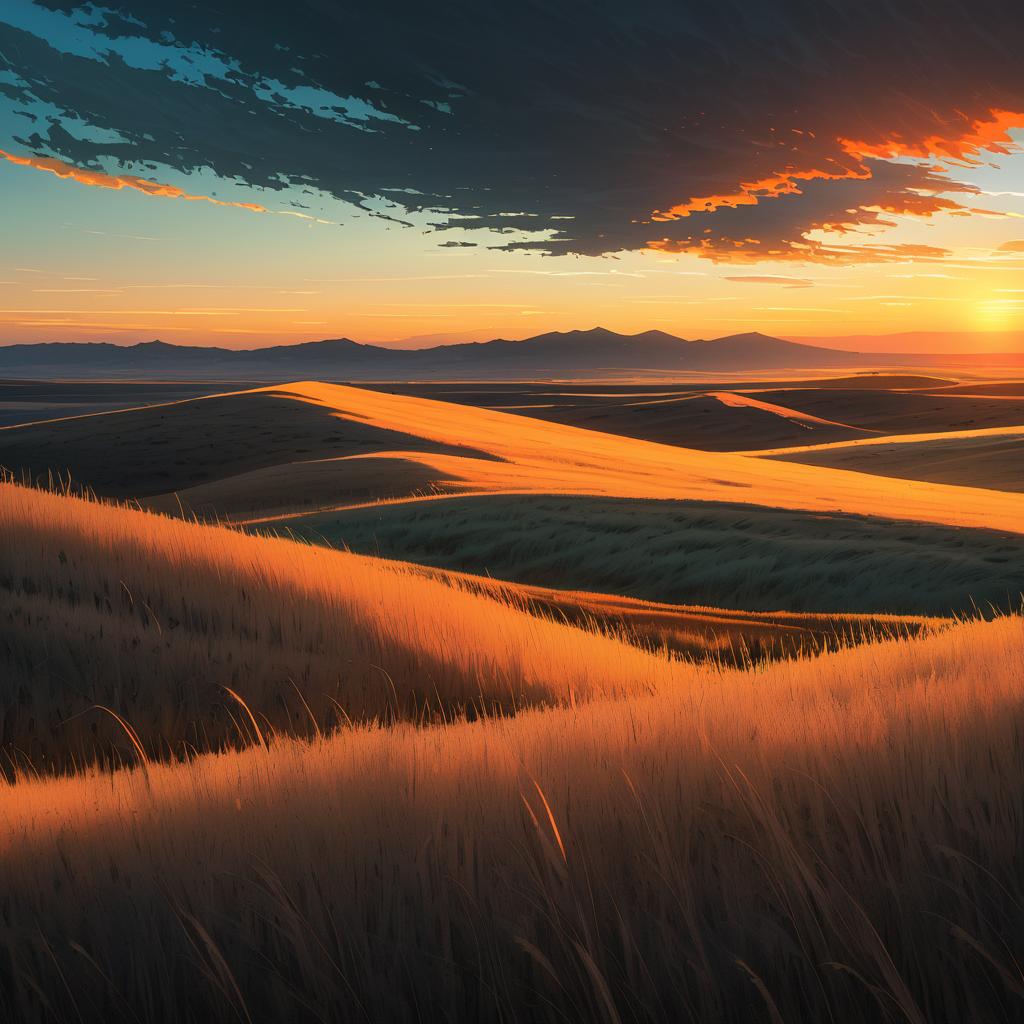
(3, 0, 1024, 1020)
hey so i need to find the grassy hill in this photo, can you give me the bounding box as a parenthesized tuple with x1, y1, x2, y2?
(6, 482, 937, 772)
(371, 376, 1024, 449)
(3, 466, 1024, 1022)
(0, 482, 703, 770)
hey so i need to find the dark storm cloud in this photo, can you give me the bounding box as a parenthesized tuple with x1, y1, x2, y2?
(2, 0, 1023, 260)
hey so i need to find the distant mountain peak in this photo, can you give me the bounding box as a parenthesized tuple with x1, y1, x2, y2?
(526, 326, 686, 348)
(714, 331, 776, 343)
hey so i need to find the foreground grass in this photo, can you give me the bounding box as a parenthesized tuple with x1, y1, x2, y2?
(1, 614, 1023, 1023)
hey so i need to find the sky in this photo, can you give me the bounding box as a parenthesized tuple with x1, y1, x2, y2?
(1, 0, 1023, 351)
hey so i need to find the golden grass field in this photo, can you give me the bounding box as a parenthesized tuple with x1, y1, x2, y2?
(2, 377, 1024, 1022)
(1, 489, 1023, 1021)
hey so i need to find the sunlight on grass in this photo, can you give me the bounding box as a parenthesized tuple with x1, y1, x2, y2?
(1, 609, 1022, 1021)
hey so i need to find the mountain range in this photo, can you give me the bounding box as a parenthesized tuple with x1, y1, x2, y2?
(0, 328, 1018, 380)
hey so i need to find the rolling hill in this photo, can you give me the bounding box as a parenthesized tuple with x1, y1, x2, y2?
(5, 380, 1024, 534)
(271, 493, 1024, 615)
(0, 385, 490, 499)
(0, 481, 937, 770)
(369, 379, 1024, 450)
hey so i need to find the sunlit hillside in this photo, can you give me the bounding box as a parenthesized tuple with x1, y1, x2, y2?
(368, 374, 1024, 451)
(238, 382, 1024, 533)
(2, 377, 1022, 1024)
(2, 415, 1023, 1023)
(0, 385, 487, 503)
(1, 481, 939, 771)
(6, 380, 1024, 534)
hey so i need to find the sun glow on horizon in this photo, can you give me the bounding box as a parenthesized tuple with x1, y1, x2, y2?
(2, 84, 1024, 350)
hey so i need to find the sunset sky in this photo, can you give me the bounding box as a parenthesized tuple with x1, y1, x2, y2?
(1, 0, 1023, 351)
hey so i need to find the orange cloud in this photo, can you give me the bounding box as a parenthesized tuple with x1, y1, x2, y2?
(645, 109, 1024, 263)
(649, 237, 950, 266)
(650, 166, 867, 221)
(838, 108, 1023, 164)
(651, 109, 1022, 233)
(0, 150, 268, 213)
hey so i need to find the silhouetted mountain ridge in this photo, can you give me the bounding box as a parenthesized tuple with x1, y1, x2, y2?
(0, 328, 984, 379)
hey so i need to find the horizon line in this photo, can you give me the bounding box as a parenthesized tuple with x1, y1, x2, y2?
(2, 325, 1024, 359)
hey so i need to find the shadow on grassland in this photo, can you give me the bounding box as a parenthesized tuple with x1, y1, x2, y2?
(267, 494, 1024, 616)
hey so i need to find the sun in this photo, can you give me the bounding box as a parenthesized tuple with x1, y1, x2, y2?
(971, 295, 1024, 334)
